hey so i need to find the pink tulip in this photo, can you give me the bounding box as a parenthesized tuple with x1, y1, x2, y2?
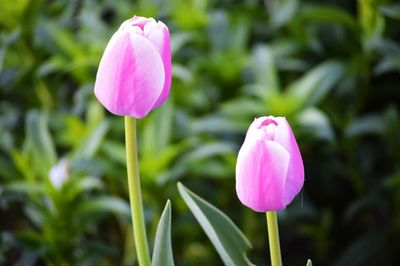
(94, 16, 171, 118)
(236, 116, 304, 212)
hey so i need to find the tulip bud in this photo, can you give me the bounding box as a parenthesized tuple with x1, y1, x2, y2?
(236, 116, 304, 212)
(94, 16, 171, 118)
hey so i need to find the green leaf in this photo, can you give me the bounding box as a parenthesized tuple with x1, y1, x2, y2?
(141, 139, 193, 184)
(182, 142, 235, 162)
(374, 56, 400, 74)
(177, 183, 253, 266)
(87, 101, 105, 129)
(380, 4, 400, 19)
(296, 107, 335, 141)
(77, 196, 130, 218)
(151, 200, 174, 266)
(3, 182, 44, 195)
(345, 114, 385, 137)
(270, 0, 299, 29)
(74, 121, 109, 160)
(170, 0, 209, 30)
(15, 230, 46, 249)
(171, 32, 194, 54)
(286, 61, 343, 107)
(45, 23, 84, 59)
(172, 63, 193, 83)
(10, 150, 35, 181)
(298, 5, 359, 32)
(251, 45, 280, 95)
(142, 99, 173, 158)
(193, 115, 248, 134)
(221, 96, 264, 118)
(65, 176, 104, 201)
(100, 140, 126, 165)
(26, 111, 57, 177)
(358, 0, 385, 50)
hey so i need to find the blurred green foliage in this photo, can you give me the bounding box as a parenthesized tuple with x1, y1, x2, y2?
(1, 0, 400, 265)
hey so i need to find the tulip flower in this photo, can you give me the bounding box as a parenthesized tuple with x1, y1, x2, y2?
(236, 116, 304, 212)
(94, 16, 171, 118)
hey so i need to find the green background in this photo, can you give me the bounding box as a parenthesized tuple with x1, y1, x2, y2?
(1, 0, 400, 265)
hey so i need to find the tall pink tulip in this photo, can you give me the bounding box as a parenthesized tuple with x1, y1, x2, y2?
(236, 116, 304, 212)
(94, 16, 171, 118)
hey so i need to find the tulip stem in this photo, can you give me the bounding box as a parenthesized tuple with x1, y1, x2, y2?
(266, 211, 282, 266)
(125, 116, 151, 266)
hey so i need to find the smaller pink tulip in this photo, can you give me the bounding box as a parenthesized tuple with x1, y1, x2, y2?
(236, 116, 304, 212)
(94, 16, 171, 118)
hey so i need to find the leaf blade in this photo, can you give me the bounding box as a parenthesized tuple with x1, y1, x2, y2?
(177, 182, 253, 266)
(286, 61, 344, 107)
(151, 200, 174, 266)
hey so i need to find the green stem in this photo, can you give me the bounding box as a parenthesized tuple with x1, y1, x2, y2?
(125, 116, 151, 266)
(266, 211, 282, 266)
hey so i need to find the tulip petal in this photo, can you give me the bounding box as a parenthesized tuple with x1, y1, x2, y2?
(145, 21, 172, 108)
(94, 29, 165, 118)
(236, 138, 290, 212)
(274, 117, 304, 205)
(129, 16, 153, 29)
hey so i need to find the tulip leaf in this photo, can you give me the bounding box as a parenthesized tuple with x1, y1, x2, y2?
(151, 200, 174, 266)
(177, 182, 253, 266)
